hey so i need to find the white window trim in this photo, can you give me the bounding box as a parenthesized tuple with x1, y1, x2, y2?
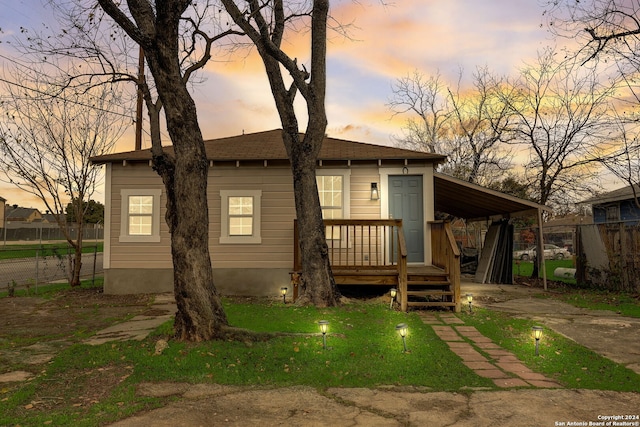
(316, 169, 351, 219)
(316, 169, 351, 244)
(119, 189, 162, 243)
(220, 189, 262, 244)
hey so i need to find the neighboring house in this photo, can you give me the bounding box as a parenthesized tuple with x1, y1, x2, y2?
(582, 184, 640, 224)
(42, 213, 66, 225)
(6, 206, 43, 224)
(92, 129, 547, 310)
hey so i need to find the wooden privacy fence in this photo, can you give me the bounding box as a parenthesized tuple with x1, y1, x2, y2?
(576, 222, 640, 292)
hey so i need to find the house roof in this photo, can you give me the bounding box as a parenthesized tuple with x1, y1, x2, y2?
(580, 183, 640, 205)
(434, 173, 550, 222)
(91, 129, 447, 164)
(6, 207, 42, 221)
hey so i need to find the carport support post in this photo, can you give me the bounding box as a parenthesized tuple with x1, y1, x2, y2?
(537, 208, 547, 291)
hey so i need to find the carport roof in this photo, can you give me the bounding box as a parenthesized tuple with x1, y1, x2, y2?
(434, 173, 550, 222)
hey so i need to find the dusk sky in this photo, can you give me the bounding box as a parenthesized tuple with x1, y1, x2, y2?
(0, 0, 569, 208)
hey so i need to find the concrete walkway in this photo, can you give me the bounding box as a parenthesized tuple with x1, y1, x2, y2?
(84, 293, 176, 345)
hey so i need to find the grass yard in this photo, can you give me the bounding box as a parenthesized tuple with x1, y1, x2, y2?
(513, 259, 576, 284)
(0, 242, 103, 261)
(538, 289, 640, 318)
(460, 308, 640, 390)
(0, 277, 104, 299)
(2, 287, 640, 426)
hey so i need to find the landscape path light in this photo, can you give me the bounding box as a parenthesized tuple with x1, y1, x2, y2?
(395, 323, 408, 352)
(318, 320, 329, 350)
(280, 287, 288, 304)
(532, 326, 543, 356)
(389, 288, 397, 309)
(466, 293, 473, 313)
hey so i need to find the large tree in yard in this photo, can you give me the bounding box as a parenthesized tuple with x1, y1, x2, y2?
(95, 0, 338, 341)
(220, 0, 340, 306)
(545, 0, 640, 206)
(95, 0, 234, 340)
(505, 49, 619, 210)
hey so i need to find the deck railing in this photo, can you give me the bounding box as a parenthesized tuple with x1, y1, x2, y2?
(430, 220, 461, 312)
(293, 219, 407, 292)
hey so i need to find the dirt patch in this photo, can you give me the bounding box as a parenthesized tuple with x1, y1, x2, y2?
(0, 288, 155, 375)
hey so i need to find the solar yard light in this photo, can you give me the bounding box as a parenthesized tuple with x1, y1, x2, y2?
(466, 293, 473, 313)
(395, 323, 408, 352)
(280, 287, 288, 304)
(389, 288, 397, 309)
(532, 326, 543, 356)
(318, 320, 329, 349)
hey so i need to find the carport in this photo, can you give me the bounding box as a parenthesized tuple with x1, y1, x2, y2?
(433, 173, 552, 289)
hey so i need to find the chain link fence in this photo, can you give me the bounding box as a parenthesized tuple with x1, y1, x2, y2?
(0, 244, 103, 295)
(1, 223, 104, 243)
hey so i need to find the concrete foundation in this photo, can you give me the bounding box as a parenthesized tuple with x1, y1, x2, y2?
(104, 268, 291, 297)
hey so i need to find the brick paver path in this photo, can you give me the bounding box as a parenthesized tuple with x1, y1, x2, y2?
(417, 312, 562, 389)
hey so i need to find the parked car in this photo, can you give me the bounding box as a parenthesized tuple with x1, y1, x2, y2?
(513, 244, 571, 261)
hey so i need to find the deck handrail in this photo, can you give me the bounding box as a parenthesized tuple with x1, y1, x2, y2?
(396, 224, 408, 312)
(429, 220, 461, 312)
(293, 219, 408, 296)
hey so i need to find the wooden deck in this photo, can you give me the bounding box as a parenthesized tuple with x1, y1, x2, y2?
(293, 220, 461, 312)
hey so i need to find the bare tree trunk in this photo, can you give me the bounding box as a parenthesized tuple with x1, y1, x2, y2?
(221, 0, 340, 307)
(149, 68, 228, 342)
(284, 130, 340, 307)
(96, 0, 229, 340)
(70, 241, 82, 287)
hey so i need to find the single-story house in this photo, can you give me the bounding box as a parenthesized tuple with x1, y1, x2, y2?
(5, 206, 43, 224)
(92, 129, 547, 311)
(582, 184, 640, 225)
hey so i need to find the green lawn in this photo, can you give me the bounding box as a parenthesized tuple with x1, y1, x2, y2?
(513, 259, 576, 285)
(460, 308, 640, 390)
(2, 289, 639, 426)
(0, 242, 103, 260)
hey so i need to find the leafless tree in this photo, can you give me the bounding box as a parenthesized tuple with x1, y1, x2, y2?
(220, 0, 340, 307)
(545, 0, 640, 71)
(545, 0, 640, 203)
(28, 0, 340, 339)
(446, 67, 516, 185)
(388, 70, 450, 153)
(506, 49, 618, 209)
(603, 109, 640, 207)
(388, 67, 515, 185)
(0, 68, 125, 286)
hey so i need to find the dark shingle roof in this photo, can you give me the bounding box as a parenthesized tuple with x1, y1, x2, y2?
(91, 129, 446, 164)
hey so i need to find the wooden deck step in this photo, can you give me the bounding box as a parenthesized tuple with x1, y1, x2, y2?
(408, 275, 449, 281)
(407, 301, 457, 307)
(407, 280, 450, 287)
(406, 290, 454, 297)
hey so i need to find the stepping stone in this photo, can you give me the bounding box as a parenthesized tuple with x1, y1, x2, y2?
(0, 371, 33, 382)
(474, 369, 510, 379)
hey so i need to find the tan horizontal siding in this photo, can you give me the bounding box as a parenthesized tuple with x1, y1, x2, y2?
(108, 162, 390, 270)
(350, 168, 381, 219)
